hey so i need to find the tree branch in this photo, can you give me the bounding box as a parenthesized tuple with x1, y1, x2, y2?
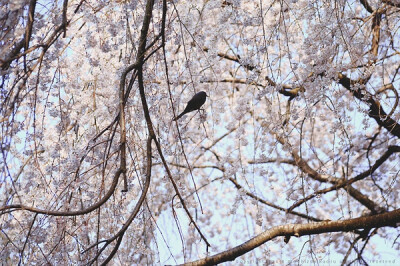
(338, 73, 400, 139)
(183, 209, 400, 266)
(0, 169, 122, 216)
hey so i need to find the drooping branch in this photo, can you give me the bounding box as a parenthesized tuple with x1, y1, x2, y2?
(227, 177, 322, 222)
(133, 0, 211, 248)
(0, 169, 122, 216)
(85, 137, 153, 265)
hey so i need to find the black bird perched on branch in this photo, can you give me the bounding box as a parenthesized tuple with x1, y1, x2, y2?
(173, 91, 207, 121)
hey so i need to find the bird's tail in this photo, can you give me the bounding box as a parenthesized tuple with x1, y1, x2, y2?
(173, 112, 185, 121)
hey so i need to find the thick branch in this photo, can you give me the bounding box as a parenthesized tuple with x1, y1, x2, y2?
(383, 0, 400, 8)
(25, 0, 37, 51)
(359, 0, 374, 13)
(338, 73, 400, 139)
(371, 9, 382, 56)
(183, 208, 400, 266)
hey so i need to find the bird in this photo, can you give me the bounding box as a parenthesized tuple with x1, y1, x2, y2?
(173, 91, 207, 121)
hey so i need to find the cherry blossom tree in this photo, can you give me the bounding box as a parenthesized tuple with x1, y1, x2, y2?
(1, 0, 400, 265)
